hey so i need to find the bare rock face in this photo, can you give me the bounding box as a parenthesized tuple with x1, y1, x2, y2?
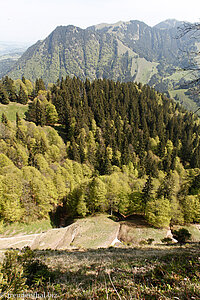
(6, 19, 194, 97)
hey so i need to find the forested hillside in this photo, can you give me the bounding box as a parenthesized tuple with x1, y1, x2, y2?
(0, 76, 200, 228)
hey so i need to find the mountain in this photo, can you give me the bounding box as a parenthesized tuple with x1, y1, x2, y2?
(154, 19, 184, 30)
(6, 19, 198, 109)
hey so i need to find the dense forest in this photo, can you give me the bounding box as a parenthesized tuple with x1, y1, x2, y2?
(0, 75, 200, 228)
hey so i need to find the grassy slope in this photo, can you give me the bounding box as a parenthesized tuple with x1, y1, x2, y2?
(0, 102, 28, 121)
(1, 244, 199, 298)
(70, 215, 120, 249)
(169, 89, 199, 112)
(30, 245, 200, 299)
(0, 215, 200, 298)
(0, 215, 119, 250)
(1, 214, 199, 251)
(0, 219, 52, 237)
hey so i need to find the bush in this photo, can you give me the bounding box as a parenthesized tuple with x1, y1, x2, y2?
(24, 259, 55, 287)
(172, 228, 191, 245)
(147, 238, 154, 245)
(161, 237, 173, 245)
(0, 250, 27, 295)
(0, 247, 55, 295)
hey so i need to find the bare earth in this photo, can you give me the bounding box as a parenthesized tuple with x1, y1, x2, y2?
(0, 215, 120, 250)
(0, 215, 199, 251)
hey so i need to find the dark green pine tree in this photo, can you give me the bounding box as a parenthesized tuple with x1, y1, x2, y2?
(145, 151, 158, 177)
(191, 145, 200, 169)
(35, 78, 46, 95)
(18, 85, 28, 104)
(103, 150, 112, 175)
(0, 85, 9, 104)
(16, 112, 21, 127)
(22, 76, 26, 84)
(25, 100, 37, 123)
(16, 112, 25, 141)
(2, 76, 17, 102)
(35, 99, 46, 126)
(68, 137, 81, 162)
(157, 172, 174, 201)
(162, 153, 172, 173)
(1, 113, 9, 125)
(26, 98, 46, 126)
(142, 175, 153, 215)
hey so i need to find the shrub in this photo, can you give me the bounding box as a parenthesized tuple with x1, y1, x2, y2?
(147, 238, 154, 245)
(0, 250, 27, 295)
(0, 246, 55, 296)
(161, 237, 173, 245)
(172, 228, 191, 245)
(139, 240, 148, 245)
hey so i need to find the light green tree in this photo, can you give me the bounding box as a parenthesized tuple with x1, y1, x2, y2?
(182, 195, 200, 223)
(0, 170, 23, 222)
(88, 177, 107, 213)
(146, 196, 171, 228)
(77, 193, 88, 217)
(45, 102, 58, 125)
(22, 166, 57, 219)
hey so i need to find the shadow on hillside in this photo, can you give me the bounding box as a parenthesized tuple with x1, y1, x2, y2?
(49, 205, 75, 228)
(109, 212, 152, 228)
(50, 210, 161, 231)
(52, 124, 68, 142)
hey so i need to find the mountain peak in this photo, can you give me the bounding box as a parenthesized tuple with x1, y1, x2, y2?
(154, 19, 184, 30)
(88, 20, 150, 32)
(87, 20, 129, 31)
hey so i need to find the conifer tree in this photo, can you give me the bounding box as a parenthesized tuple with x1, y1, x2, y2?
(1, 113, 9, 126)
(16, 113, 25, 141)
(18, 85, 28, 104)
(0, 85, 9, 104)
(142, 175, 153, 215)
(2, 76, 17, 102)
(35, 78, 46, 95)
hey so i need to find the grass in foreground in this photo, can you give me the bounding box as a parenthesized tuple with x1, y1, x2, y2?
(1, 245, 200, 299)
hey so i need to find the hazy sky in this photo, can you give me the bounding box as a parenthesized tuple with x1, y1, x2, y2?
(0, 0, 200, 43)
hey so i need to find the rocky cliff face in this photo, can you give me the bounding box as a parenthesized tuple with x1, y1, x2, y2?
(6, 20, 195, 95)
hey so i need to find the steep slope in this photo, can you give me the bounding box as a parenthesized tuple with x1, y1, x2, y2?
(6, 20, 191, 81)
(0, 215, 120, 250)
(6, 19, 199, 110)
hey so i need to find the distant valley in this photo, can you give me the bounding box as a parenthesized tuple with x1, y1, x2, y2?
(0, 41, 29, 79)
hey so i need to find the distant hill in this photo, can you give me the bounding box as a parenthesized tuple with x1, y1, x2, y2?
(6, 19, 199, 110)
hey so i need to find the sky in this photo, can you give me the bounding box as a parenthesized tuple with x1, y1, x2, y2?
(0, 0, 200, 44)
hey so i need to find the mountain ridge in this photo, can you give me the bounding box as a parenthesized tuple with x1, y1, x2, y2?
(4, 19, 198, 109)
(6, 19, 184, 80)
